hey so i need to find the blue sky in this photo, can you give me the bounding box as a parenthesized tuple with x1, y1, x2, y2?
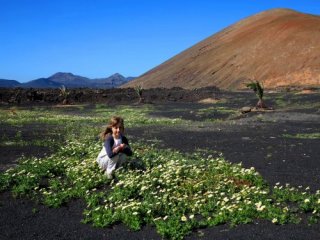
(1, 0, 319, 82)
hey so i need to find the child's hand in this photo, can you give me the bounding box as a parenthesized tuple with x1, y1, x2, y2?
(112, 146, 120, 153)
(113, 144, 125, 153)
(119, 144, 125, 151)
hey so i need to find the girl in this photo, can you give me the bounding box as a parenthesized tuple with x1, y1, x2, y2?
(96, 116, 133, 179)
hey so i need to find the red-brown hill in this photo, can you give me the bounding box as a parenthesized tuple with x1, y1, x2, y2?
(124, 8, 320, 90)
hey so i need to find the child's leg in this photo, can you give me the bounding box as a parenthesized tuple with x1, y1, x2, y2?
(116, 153, 127, 168)
(96, 156, 109, 171)
(106, 154, 120, 176)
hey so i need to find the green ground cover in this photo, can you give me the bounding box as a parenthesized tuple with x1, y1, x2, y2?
(283, 133, 320, 139)
(1, 105, 320, 239)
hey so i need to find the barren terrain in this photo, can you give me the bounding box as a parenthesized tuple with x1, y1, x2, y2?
(0, 88, 320, 239)
(125, 9, 320, 90)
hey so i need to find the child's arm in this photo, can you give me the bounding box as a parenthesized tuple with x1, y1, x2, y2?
(112, 144, 123, 154)
(121, 136, 133, 156)
(104, 136, 117, 158)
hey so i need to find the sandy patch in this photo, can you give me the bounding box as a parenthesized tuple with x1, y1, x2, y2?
(296, 89, 317, 94)
(198, 98, 222, 104)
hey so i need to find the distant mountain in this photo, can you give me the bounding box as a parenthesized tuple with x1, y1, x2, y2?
(22, 78, 63, 88)
(91, 73, 132, 88)
(124, 8, 320, 90)
(0, 79, 21, 88)
(0, 73, 135, 89)
(48, 72, 92, 88)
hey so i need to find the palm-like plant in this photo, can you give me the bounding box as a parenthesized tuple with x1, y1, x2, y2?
(59, 85, 70, 105)
(134, 85, 144, 104)
(246, 81, 267, 108)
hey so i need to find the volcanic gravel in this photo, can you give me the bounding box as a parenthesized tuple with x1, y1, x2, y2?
(1, 90, 320, 240)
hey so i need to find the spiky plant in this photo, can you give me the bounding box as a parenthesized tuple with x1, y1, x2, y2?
(134, 85, 144, 104)
(59, 85, 70, 105)
(246, 81, 267, 108)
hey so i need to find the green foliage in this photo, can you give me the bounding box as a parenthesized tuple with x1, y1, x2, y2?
(1, 104, 320, 239)
(283, 133, 320, 139)
(0, 105, 183, 128)
(2, 139, 320, 239)
(59, 85, 69, 98)
(246, 81, 264, 100)
(59, 85, 70, 104)
(134, 85, 143, 98)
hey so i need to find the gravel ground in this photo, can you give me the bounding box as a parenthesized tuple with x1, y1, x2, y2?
(1, 91, 320, 240)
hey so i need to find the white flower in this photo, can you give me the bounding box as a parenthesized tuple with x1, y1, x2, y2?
(181, 215, 187, 222)
(189, 214, 194, 219)
(255, 201, 266, 211)
(304, 199, 310, 203)
(272, 218, 278, 223)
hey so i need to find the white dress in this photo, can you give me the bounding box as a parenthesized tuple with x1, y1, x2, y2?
(96, 137, 126, 175)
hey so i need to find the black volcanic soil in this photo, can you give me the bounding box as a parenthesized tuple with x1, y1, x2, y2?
(1, 88, 320, 240)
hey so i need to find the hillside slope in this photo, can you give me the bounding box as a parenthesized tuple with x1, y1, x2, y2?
(125, 9, 320, 90)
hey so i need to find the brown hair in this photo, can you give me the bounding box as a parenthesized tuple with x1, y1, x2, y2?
(100, 116, 124, 141)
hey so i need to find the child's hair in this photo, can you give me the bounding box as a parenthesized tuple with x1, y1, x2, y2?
(100, 116, 124, 141)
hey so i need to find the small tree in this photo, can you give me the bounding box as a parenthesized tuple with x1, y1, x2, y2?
(246, 81, 267, 109)
(59, 85, 70, 105)
(134, 85, 144, 104)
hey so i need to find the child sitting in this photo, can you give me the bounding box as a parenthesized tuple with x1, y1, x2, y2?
(96, 116, 133, 179)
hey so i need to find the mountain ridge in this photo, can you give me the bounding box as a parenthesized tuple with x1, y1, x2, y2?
(0, 72, 135, 88)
